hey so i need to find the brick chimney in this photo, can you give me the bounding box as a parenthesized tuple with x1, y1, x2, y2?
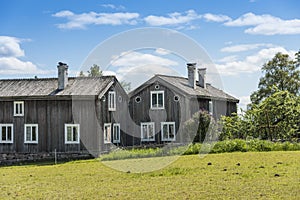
(197, 68, 206, 88)
(57, 62, 68, 90)
(187, 63, 197, 89)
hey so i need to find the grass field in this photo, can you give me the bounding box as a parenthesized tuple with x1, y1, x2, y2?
(0, 151, 299, 199)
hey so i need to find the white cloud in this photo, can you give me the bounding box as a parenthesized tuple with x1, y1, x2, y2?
(216, 47, 296, 76)
(144, 10, 200, 26)
(53, 10, 140, 29)
(224, 12, 300, 35)
(0, 36, 24, 57)
(110, 51, 178, 68)
(203, 13, 231, 22)
(0, 36, 49, 75)
(109, 51, 179, 88)
(101, 4, 125, 11)
(155, 48, 171, 55)
(221, 43, 274, 53)
(237, 96, 251, 112)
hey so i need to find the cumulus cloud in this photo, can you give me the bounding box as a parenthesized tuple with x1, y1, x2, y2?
(144, 10, 201, 26)
(53, 10, 140, 29)
(0, 36, 24, 57)
(221, 43, 274, 53)
(216, 47, 296, 76)
(0, 36, 48, 75)
(203, 13, 231, 22)
(224, 12, 300, 35)
(110, 51, 178, 68)
(109, 51, 179, 88)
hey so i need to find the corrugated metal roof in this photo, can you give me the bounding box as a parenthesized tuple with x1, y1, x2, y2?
(0, 76, 115, 98)
(130, 74, 239, 102)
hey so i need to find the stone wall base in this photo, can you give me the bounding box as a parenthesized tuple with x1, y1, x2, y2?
(0, 152, 94, 166)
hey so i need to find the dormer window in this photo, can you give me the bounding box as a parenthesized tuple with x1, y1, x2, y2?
(108, 91, 116, 111)
(14, 101, 24, 116)
(150, 91, 164, 109)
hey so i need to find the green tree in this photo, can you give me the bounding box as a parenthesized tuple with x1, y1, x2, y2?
(256, 90, 300, 140)
(87, 64, 102, 77)
(250, 52, 300, 105)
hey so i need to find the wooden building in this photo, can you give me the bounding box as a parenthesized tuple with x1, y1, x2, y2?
(128, 63, 239, 145)
(0, 62, 128, 157)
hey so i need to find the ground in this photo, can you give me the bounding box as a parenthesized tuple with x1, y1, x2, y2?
(0, 151, 299, 199)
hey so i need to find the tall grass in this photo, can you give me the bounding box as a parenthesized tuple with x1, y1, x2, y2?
(100, 139, 300, 161)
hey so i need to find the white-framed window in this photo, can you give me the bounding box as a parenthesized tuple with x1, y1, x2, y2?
(141, 122, 155, 141)
(24, 124, 38, 144)
(150, 91, 164, 109)
(209, 100, 213, 115)
(104, 123, 111, 144)
(161, 122, 176, 141)
(108, 91, 116, 111)
(113, 123, 120, 143)
(0, 124, 13, 143)
(65, 124, 80, 144)
(14, 101, 24, 116)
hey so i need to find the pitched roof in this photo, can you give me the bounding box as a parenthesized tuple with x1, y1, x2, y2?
(130, 74, 239, 102)
(0, 76, 115, 98)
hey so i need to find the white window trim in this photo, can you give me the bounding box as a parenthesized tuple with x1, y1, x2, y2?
(209, 100, 213, 115)
(113, 123, 120, 143)
(14, 101, 24, 116)
(141, 122, 155, 142)
(0, 124, 14, 144)
(65, 124, 80, 144)
(108, 91, 116, 111)
(150, 90, 164, 110)
(24, 124, 38, 144)
(161, 122, 176, 142)
(104, 123, 111, 144)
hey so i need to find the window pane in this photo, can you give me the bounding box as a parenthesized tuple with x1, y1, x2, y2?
(15, 104, 18, 114)
(26, 127, 31, 141)
(152, 93, 157, 107)
(20, 104, 23, 114)
(67, 127, 72, 141)
(32, 127, 36, 141)
(7, 127, 12, 141)
(169, 124, 175, 139)
(163, 124, 168, 139)
(142, 125, 147, 139)
(158, 93, 163, 107)
(2, 127, 6, 140)
(149, 125, 154, 139)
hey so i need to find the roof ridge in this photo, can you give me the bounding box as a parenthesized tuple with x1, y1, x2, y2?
(0, 75, 116, 81)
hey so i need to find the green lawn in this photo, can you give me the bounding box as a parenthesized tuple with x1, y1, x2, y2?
(0, 151, 299, 199)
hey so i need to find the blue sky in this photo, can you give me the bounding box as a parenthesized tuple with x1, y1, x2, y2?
(1, 0, 300, 110)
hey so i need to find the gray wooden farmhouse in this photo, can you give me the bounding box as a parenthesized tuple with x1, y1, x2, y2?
(0, 62, 128, 159)
(0, 62, 239, 162)
(127, 63, 239, 145)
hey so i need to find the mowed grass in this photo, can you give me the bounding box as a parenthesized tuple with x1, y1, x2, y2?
(0, 151, 300, 199)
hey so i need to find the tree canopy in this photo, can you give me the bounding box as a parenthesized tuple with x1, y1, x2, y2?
(250, 51, 300, 105)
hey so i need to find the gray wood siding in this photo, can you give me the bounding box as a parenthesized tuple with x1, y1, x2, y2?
(129, 83, 181, 145)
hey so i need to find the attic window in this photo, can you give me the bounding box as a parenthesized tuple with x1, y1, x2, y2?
(154, 84, 160, 90)
(135, 96, 141, 103)
(14, 101, 24, 116)
(174, 95, 180, 102)
(151, 91, 164, 110)
(108, 91, 116, 111)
